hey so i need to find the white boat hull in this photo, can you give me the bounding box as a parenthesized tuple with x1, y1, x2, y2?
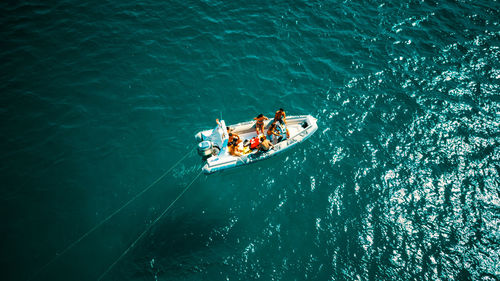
(195, 115, 318, 174)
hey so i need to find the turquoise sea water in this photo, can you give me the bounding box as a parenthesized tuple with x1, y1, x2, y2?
(1, 0, 499, 280)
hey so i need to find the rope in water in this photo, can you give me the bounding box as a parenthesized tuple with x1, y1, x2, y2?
(97, 169, 204, 280)
(28, 147, 195, 281)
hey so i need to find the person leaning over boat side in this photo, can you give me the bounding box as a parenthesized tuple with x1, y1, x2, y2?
(257, 135, 274, 152)
(273, 108, 289, 137)
(266, 121, 281, 144)
(254, 114, 268, 135)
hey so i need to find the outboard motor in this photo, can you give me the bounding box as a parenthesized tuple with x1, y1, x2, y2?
(198, 141, 213, 157)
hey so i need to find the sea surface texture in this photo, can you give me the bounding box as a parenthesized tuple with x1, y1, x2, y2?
(1, 0, 499, 280)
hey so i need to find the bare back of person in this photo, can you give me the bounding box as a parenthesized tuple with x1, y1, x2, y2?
(274, 108, 286, 124)
(258, 136, 273, 152)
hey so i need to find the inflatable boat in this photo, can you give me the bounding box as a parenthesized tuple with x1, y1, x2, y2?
(195, 115, 318, 174)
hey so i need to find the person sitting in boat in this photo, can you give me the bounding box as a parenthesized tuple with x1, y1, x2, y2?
(254, 114, 268, 135)
(227, 139, 242, 157)
(273, 108, 289, 137)
(228, 132, 241, 146)
(266, 121, 281, 144)
(257, 135, 274, 152)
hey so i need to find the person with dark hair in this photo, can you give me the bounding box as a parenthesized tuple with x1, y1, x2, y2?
(227, 135, 242, 156)
(228, 132, 241, 146)
(258, 135, 274, 152)
(254, 113, 268, 135)
(266, 121, 281, 143)
(273, 108, 287, 124)
(228, 141, 242, 156)
(274, 109, 289, 138)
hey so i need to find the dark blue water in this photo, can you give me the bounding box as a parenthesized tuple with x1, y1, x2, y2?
(1, 0, 499, 280)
